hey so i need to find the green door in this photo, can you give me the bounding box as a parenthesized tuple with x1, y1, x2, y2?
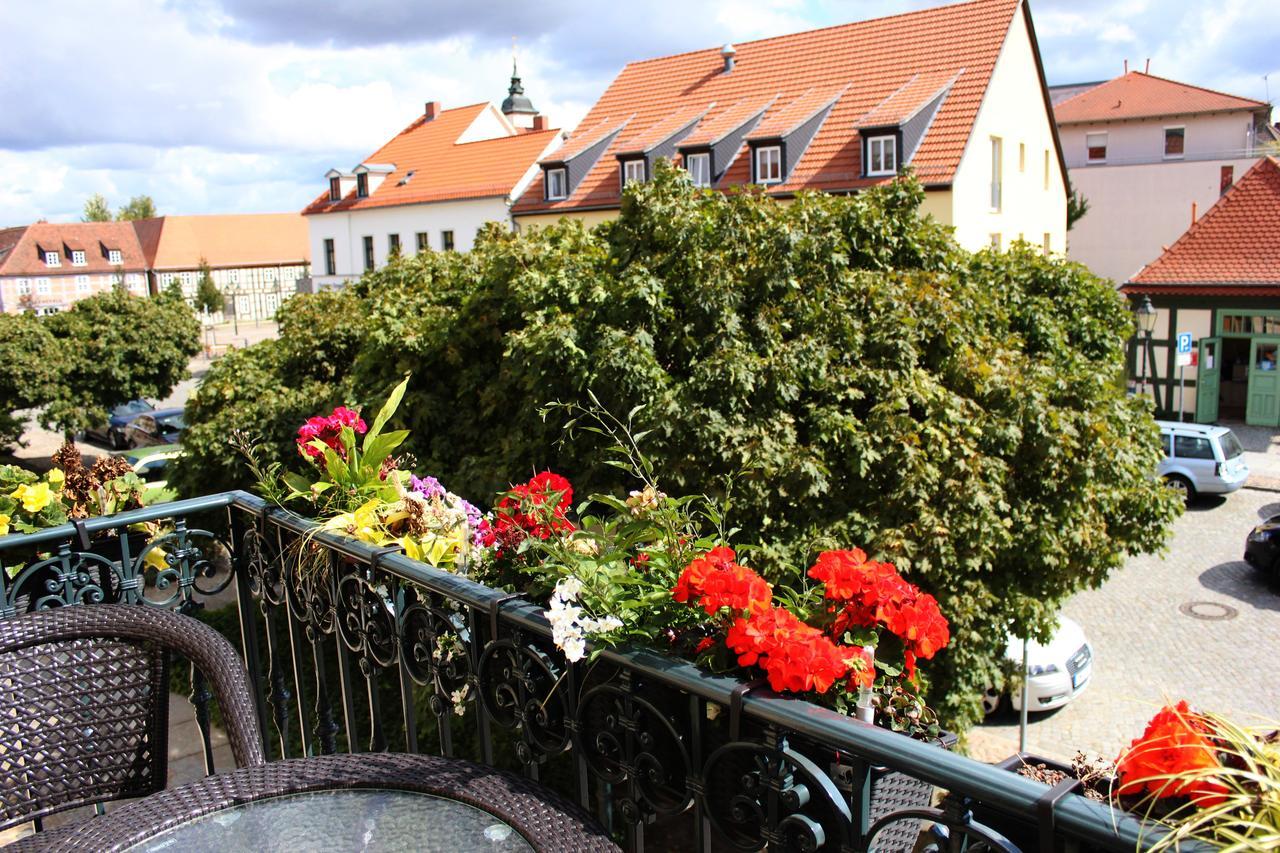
(1246, 337, 1280, 426)
(1195, 337, 1221, 423)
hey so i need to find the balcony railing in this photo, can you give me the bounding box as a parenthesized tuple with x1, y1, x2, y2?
(0, 492, 1167, 852)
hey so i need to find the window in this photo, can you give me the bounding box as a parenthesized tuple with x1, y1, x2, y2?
(363, 236, 375, 271)
(127, 275, 143, 293)
(866, 136, 897, 177)
(16, 278, 31, 295)
(1173, 435, 1214, 460)
(989, 234, 1001, 251)
(356, 173, 369, 198)
(329, 176, 342, 201)
(685, 153, 711, 188)
(388, 233, 401, 256)
(323, 239, 336, 276)
(622, 159, 646, 186)
(75, 274, 90, 293)
(545, 167, 567, 200)
(1043, 149, 1050, 190)
(416, 232, 429, 252)
(1018, 142, 1025, 173)
(1220, 165, 1234, 197)
(755, 146, 782, 184)
(36, 278, 51, 295)
(441, 230, 455, 252)
(990, 136, 1003, 211)
(182, 271, 196, 287)
(44, 251, 60, 267)
(1086, 132, 1107, 163)
(71, 250, 86, 266)
(108, 249, 122, 265)
(1042, 232, 1051, 255)
(228, 269, 239, 283)
(1164, 127, 1185, 159)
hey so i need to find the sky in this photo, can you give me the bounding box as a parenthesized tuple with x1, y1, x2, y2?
(0, 0, 1276, 225)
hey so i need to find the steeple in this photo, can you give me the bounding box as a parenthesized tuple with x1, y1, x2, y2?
(501, 44, 538, 127)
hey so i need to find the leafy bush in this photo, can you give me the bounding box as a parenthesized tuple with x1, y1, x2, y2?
(0, 313, 63, 449)
(176, 164, 1180, 729)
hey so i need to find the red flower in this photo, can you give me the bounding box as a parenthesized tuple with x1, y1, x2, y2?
(494, 472, 576, 541)
(695, 637, 716, 654)
(672, 547, 771, 616)
(725, 606, 861, 694)
(1116, 701, 1228, 807)
(672, 546, 738, 605)
(296, 406, 368, 459)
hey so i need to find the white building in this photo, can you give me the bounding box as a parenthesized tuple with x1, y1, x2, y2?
(303, 71, 563, 289)
(1054, 71, 1275, 283)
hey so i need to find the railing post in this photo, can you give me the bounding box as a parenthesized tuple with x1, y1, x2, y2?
(229, 506, 270, 758)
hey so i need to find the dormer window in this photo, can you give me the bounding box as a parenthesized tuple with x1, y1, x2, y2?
(546, 167, 567, 200)
(754, 146, 782, 184)
(329, 176, 342, 201)
(686, 152, 711, 188)
(622, 159, 646, 186)
(70, 250, 86, 266)
(44, 251, 60, 267)
(356, 173, 369, 198)
(866, 135, 898, 177)
(108, 249, 122, 265)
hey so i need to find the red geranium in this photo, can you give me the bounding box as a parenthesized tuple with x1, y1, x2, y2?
(296, 406, 368, 459)
(725, 606, 861, 694)
(672, 547, 771, 616)
(1116, 701, 1228, 807)
(494, 471, 576, 541)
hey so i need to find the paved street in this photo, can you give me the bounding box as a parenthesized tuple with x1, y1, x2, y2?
(978, 483, 1280, 762)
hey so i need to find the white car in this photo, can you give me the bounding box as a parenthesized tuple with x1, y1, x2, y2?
(982, 616, 1093, 715)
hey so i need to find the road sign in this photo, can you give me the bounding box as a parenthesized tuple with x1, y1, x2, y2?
(1177, 332, 1193, 354)
(1176, 351, 1192, 367)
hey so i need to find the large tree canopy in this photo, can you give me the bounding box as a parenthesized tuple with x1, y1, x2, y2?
(174, 165, 1179, 728)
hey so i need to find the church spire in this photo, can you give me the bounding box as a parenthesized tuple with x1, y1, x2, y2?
(501, 37, 537, 125)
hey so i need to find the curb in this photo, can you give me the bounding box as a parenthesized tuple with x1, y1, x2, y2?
(1246, 477, 1280, 494)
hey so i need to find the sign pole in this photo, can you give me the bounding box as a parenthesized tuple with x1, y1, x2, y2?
(1175, 333, 1193, 421)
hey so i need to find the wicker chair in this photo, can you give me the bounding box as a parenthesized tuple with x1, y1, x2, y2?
(0, 604, 265, 832)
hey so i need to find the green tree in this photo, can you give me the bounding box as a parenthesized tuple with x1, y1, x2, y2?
(194, 258, 223, 315)
(175, 163, 1180, 729)
(116, 195, 157, 221)
(0, 313, 64, 449)
(82, 193, 112, 222)
(40, 290, 200, 435)
(1067, 182, 1090, 230)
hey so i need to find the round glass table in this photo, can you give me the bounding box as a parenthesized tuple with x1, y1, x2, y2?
(126, 789, 534, 853)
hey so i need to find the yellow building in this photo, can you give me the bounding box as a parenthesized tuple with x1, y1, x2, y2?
(511, 0, 1066, 255)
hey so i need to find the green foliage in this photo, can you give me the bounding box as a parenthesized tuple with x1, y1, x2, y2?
(194, 258, 222, 315)
(1067, 182, 1090, 231)
(0, 313, 64, 449)
(40, 290, 201, 434)
(116, 195, 157, 221)
(178, 162, 1180, 730)
(82, 193, 112, 222)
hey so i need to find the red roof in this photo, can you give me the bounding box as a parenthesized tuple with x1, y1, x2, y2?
(746, 86, 847, 140)
(1125, 157, 1280, 292)
(616, 105, 711, 155)
(303, 104, 561, 215)
(680, 97, 777, 147)
(858, 70, 959, 128)
(514, 0, 1031, 215)
(1055, 71, 1267, 125)
(0, 222, 147, 276)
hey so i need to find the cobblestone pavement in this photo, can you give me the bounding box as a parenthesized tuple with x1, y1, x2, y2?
(978, 485, 1280, 763)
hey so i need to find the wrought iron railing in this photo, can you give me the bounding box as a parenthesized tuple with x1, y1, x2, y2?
(0, 492, 1166, 852)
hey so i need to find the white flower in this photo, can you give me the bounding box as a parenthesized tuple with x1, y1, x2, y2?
(561, 635, 587, 662)
(554, 576, 583, 601)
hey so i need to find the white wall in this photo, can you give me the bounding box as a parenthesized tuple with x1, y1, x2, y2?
(307, 197, 512, 288)
(1060, 112, 1258, 168)
(1067, 156, 1258, 283)
(946, 2, 1067, 254)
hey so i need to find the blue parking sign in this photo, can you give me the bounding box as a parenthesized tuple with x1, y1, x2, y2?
(1177, 332, 1192, 354)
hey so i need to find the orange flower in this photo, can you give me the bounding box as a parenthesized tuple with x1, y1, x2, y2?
(1116, 701, 1228, 807)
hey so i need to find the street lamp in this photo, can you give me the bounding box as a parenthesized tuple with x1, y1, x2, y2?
(1135, 295, 1158, 396)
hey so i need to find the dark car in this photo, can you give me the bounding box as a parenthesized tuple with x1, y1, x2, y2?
(83, 399, 154, 449)
(1245, 514, 1280, 576)
(123, 408, 185, 448)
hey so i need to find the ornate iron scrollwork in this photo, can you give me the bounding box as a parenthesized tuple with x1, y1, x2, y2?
(137, 522, 234, 611)
(335, 570, 399, 675)
(476, 635, 571, 764)
(399, 599, 472, 716)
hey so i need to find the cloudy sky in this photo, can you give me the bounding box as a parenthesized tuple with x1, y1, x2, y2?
(1, 0, 1275, 225)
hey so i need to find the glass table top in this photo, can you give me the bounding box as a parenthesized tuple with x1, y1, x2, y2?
(127, 788, 534, 853)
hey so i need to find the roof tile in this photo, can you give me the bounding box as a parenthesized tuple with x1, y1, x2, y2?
(1055, 71, 1267, 125)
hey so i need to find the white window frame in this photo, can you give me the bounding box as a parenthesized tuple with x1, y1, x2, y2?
(75, 274, 91, 293)
(16, 278, 31, 295)
(1085, 132, 1108, 164)
(755, 146, 782, 184)
(685, 152, 711, 188)
(36, 277, 52, 295)
(71, 250, 86, 266)
(1163, 125, 1186, 160)
(545, 167, 567, 200)
(990, 136, 1003, 212)
(866, 135, 897, 177)
(44, 251, 60, 267)
(622, 159, 646, 186)
(108, 249, 122, 265)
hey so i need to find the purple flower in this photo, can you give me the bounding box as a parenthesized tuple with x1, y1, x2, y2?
(410, 475, 444, 499)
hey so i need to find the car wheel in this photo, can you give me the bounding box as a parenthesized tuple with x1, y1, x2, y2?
(109, 429, 127, 450)
(1163, 474, 1194, 503)
(981, 685, 1006, 717)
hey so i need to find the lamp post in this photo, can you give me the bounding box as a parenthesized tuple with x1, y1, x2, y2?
(1135, 295, 1158, 398)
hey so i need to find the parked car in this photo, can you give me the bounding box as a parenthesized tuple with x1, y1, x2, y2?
(981, 616, 1093, 715)
(1156, 420, 1248, 502)
(1245, 513, 1280, 577)
(124, 445, 183, 503)
(123, 408, 185, 448)
(83, 399, 154, 449)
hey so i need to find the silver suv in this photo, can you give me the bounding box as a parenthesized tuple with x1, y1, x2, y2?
(1156, 421, 1249, 501)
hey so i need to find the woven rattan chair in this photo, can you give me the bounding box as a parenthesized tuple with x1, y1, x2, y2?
(0, 604, 265, 832)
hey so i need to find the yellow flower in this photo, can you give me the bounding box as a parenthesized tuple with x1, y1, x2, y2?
(0, 514, 10, 536)
(10, 482, 54, 514)
(46, 468, 65, 490)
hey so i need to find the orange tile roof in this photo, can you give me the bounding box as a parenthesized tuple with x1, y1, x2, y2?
(857, 70, 958, 128)
(1126, 157, 1280, 291)
(547, 116, 631, 162)
(514, 0, 1025, 215)
(616, 105, 713, 155)
(1055, 71, 1268, 125)
(746, 85, 847, 140)
(680, 97, 777, 147)
(0, 222, 146, 276)
(303, 103, 562, 215)
(138, 214, 310, 270)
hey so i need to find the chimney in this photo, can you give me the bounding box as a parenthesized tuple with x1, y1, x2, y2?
(721, 43, 736, 74)
(532, 114, 549, 131)
(1191, 201, 1197, 225)
(1123, 59, 1129, 74)
(424, 101, 441, 121)
(1144, 58, 1151, 74)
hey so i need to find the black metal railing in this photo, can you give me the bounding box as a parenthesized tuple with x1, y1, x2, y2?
(0, 492, 1165, 852)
